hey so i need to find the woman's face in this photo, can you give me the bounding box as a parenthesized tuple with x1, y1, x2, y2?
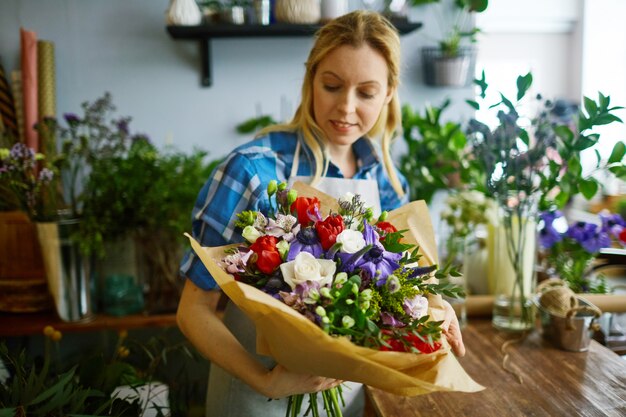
(312, 44, 393, 149)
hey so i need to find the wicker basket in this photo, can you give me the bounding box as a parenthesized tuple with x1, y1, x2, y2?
(275, 0, 320, 24)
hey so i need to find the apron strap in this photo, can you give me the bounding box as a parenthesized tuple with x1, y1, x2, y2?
(290, 138, 301, 179)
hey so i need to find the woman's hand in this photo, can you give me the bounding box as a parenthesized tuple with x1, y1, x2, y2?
(259, 364, 343, 399)
(441, 299, 466, 357)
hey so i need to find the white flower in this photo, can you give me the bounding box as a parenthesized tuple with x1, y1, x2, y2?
(242, 225, 262, 243)
(339, 192, 355, 204)
(336, 229, 366, 254)
(403, 293, 429, 319)
(276, 240, 290, 259)
(280, 252, 336, 290)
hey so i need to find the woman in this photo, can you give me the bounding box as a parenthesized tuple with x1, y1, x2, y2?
(177, 10, 465, 417)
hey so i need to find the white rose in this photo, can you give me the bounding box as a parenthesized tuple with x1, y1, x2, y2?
(242, 225, 262, 243)
(403, 293, 429, 319)
(280, 252, 336, 290)
(336, 229, 366, 254)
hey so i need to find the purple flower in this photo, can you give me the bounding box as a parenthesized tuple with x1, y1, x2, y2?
(38, 168, 54, 183)
(567, 222, 611, 253)
(381, 312, 405, 327)
(63, 113, 80, 125)
(287, 227, 323, 261)
(600, 212, 626, 239)
(337, 221, 402, 283)
(539, 210, 564, 249)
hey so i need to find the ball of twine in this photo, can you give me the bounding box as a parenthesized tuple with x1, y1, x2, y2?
(539, 285, 579, 317)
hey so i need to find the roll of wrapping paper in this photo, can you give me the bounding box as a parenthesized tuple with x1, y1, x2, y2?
(37, 40, 56, 120)
(20, 28, 38, 151)
(465, 294, 626, 316)
(11, 71, 25, 143)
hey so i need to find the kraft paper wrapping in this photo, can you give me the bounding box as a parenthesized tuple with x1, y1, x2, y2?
(35, 222, 66, 320)
(37, 40, 56, 120)
(20, 28, 38, 151)
(187, 181, 484, 396)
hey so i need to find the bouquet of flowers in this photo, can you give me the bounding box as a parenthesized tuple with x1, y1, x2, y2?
(538, 210, 626, 294)
(187, 181, 483, 417)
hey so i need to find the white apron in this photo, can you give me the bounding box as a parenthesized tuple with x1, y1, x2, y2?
(206, 139, 382, 417)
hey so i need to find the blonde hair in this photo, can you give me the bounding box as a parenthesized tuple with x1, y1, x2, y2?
(259, 10, 405, 197)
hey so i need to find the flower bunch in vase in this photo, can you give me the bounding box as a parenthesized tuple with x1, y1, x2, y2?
(467, 72, 626, 331)
(538, 210, 626, 293)
(211, 180, 465, 417)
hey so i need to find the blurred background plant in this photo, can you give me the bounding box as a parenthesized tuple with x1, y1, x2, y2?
(0, 326, 203, 416)
(409, 0, 488, 57)
(0, 143, 57, 221)
(399, 99, 472, 204)
(538, 210, 626, 293)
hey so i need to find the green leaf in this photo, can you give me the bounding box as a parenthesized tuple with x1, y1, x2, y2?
(553, 125, 574, 143)
(516, 72, 533, 101)
(609, 165, 626, 180)
(594, 113, 622, 126)
(0, 410, 16, 417)
(500, 93, 515, 112)
(30, 367, 76, 406)
(473, 70, 488, 98)
(584, 96, 598, 117)
(579, 178, 599, 200)
(465, 99, 479, 110)
(567, 156, 582, 177)
(551, 191, 568, 208)
(574, 135, 598, 151)
(519, 129, 529, 147)
(608, 141, 626, 164)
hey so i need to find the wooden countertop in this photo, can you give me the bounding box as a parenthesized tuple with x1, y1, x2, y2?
(366, 319, 626, 417)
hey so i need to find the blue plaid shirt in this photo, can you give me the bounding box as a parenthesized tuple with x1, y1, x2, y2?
(179, 130, 409, 290)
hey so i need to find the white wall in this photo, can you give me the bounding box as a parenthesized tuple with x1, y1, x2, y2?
(0, 0, 475, 161)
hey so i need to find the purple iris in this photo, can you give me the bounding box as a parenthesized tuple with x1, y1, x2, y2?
(567, 222, 611, 253)
(539, 210, 565, 249)
(600, 212, 626, 239)
(381, 312, 405, 327)
(287, 227, 323, 261)
(338, 222, 401, 285)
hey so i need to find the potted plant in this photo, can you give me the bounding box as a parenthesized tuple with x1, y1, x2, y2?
(399, 98, 473, 204)
(410, 0, 488, 87)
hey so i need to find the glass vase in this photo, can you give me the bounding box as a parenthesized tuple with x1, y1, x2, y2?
(36, 214, 93, 322)
(488, 205, 538, 332)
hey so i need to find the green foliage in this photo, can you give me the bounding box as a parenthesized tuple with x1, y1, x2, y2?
(78, 130, 222, 258)
(235, 115, 277, 135)
(467, 72, 625, 211)
(0, 329, 202, 416)
(399, 100, 474, 204)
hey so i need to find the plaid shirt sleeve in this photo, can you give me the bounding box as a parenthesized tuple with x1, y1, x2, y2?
(179, 151, 272, 290)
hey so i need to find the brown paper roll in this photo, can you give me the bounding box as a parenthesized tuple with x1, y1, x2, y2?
(465, 294, 626, 316)
(37, 40, 56, 120)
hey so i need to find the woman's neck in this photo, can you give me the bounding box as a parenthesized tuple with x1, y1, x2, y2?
(328, 144, 357, 179)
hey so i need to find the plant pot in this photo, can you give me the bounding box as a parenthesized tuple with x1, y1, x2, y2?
(36, 216, 94, 322)
(0, 211, 54, 312)
(421, 47, 475, 87)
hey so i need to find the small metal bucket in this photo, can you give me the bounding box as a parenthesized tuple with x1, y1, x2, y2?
(535, 297, 602, 352)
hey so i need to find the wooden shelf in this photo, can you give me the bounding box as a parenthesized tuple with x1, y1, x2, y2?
(166, 21, 423, 87)
(0, 311, 178, 337)
(0, 292, 227, 337)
